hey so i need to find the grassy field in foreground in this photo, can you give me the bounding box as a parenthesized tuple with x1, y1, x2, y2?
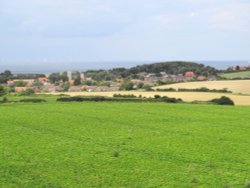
(220, 71, 250, 79)
(154, 80, 250, 94)
(52, 91, 250, 106)
(1, 102, 250, 187)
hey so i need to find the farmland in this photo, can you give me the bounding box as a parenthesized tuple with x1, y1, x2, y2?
(220, 71, 250, 79)
(1, 101, 250, 187)
(154, 80, 250, 94)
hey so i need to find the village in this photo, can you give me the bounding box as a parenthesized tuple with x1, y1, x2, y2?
(0, 70, 218, 95)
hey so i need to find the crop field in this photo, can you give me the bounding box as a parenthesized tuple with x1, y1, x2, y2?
(1, 102, 250, 187)
(52, 91, 250, 106)
(220, 71, 250, 79)
(154, 80, 250, 94)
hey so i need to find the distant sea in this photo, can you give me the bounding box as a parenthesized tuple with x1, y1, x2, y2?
(0, 60, 249, 74)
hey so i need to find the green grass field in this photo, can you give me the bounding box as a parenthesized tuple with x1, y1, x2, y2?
(220, 71, 250, 79)
(1, 102, 250, 187)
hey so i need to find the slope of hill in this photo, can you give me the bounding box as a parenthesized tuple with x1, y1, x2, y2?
(154, 80, 250, 94)
(220, 71, 250, 79)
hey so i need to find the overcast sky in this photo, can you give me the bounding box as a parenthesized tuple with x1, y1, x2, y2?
(0, 0, 250, 68)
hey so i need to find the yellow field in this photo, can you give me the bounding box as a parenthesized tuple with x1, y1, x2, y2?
(52, 91, 250, 106)
(154, 80, 250, 94)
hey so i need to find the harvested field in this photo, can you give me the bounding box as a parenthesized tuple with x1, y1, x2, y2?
(154, 80, 250, 94)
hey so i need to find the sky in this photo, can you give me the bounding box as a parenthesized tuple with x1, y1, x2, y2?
(0, 0, 250, 71)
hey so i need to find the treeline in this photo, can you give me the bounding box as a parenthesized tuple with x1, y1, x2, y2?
(13, 74, 45, 79)
(84, 61, 218, 81)
(56, 95, 234, 105)
(156, 87, 231, 93)
(1, 95, 234, 105)
(0, 70, 45, 84)
(56, 95, 183, 103)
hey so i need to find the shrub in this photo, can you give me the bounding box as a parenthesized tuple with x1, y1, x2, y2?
(19, 99, 47, 103)
(57, 96, 107, 102)
(113, 94, 137, 98)
(112, 151, 119, 157)
(2, 96, 8, 103)
(191, 176, 199, 183)
(162, 96, 182, 103)
(154, 95, 161, 99)
(143, 85, 154, 91)
(156, 88, 176, 92)
(223, 184, 232, 188)
(57, 96, 183, 103)
(19, 88, 35, 96)
(210, 96, 234, 106)
(0, 85, 6, 96)
(178, 87, 231, 93)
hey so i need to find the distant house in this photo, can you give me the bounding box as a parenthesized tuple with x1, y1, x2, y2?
(34, 87, 41, 93)
(145, 73, 160, 82)
(80, 73, 85, 81)
(143, 81, 155, 86)
(69, 80, 75, 84)
(162, 74, 171, 81)
(96, 86, 110, 92)
(68, 86, 83, 92)
(239, 66, 247, 71)
(15, 87, 28, 92)
(174, 74, 185, 82)
(197, 76, 207, 81)
(44, 85, 63, 92)
(109, 86, 120, 91)
(207, 75, 217, 81)
(7, 80, 15, 86)
(116, 78, 124, 83)
(83, 86, 98, 92)
(185, 72, 196, 80)
(131, 79, 143, 84)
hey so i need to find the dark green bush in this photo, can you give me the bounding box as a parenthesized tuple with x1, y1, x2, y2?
(210, 96, 234, 106)
(245, 180, 250, 188)
(19, 88, 35, 96)
(2, 96, 8, 103)
(113, 94, 137, 98)
(154, 95, 161, 99)
(57, 96, 107, 102)
(178, 87, 231, 93)
(112, 151, 120, 157)
(57, 96, 183, 104)
(162, 96, 182, 103)
(156, 88, 176, 92)
(19, 99, 47, 103)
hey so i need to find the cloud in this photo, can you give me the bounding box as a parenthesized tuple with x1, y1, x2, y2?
(0, 0, 250, 62)
(0, 0, 135, 38)
(206, 2, 250, 32)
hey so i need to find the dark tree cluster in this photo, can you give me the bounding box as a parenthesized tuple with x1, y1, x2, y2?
(84, 61, 218, 80)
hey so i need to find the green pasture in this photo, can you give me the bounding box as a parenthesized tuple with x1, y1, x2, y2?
(0, 101, 250, 187)
(220, 71, 250, 79)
